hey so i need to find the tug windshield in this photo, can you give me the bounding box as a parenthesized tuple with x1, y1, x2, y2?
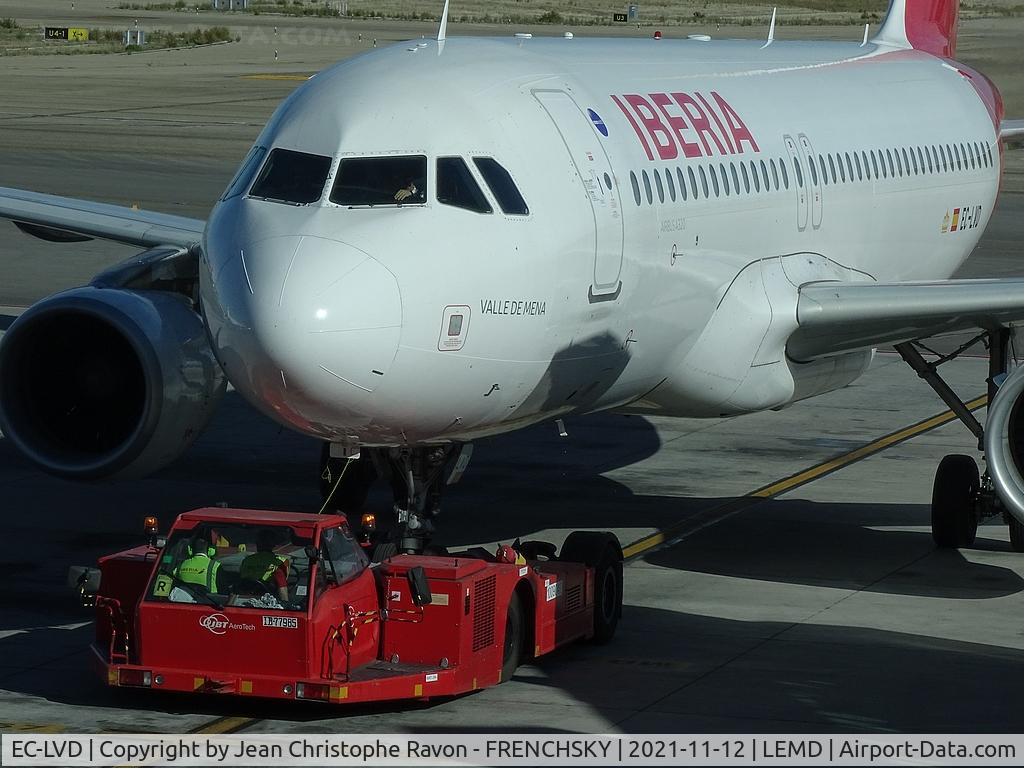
(146, 523, 328, 612)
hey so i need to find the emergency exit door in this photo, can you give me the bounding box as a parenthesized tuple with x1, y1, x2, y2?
(798, 133, 823, 229)
(534, 90, 624, 301)
(783, 134, 809, 232)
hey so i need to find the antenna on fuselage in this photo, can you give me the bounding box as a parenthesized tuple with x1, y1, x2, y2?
(761, 7, 776, 49)
(860, 23, 870, 46)
(437, 0, 450, 42)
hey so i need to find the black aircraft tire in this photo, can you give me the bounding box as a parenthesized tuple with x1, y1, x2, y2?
(371, 541, 398, 563)
(931, 454, 979, 548)
(500, 592, 523, 683)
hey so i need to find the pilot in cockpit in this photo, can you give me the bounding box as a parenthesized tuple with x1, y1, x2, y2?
(394, 179, 419, 201)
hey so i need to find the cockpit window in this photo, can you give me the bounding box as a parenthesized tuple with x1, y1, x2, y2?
(437, 157, 492, 214)
(330, 155, 427, 206)
(221, 145, 267, 201)
(249, 148, 332, 205)
(473, 157, 529, 215)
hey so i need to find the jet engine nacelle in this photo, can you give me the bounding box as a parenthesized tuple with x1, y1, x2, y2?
(0, 287, 225, 480)
(984, 364, 1024, 526)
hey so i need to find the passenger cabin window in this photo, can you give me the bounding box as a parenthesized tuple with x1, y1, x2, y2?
(473, 157, 528, 215)
(436, 157, 491, 213)
(331, 155, 427, 206)
(676, 168, 687, 201)
(222, 145, 267, 201)
(249, 148, 332, 205)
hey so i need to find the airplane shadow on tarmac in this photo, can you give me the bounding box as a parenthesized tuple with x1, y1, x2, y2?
(1, 390, 1021, 612)
(641, 499, 1024, 599)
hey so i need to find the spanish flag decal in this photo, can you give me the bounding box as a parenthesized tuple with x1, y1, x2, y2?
(951, 208, 960, 232)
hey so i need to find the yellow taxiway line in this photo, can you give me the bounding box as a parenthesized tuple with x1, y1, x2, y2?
(621, 394, 988, 560)
(241, 73, 313, 81)
(190, 716, 256, 734)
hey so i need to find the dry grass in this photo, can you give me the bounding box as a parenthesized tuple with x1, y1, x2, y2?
(0, 24, 235, 56)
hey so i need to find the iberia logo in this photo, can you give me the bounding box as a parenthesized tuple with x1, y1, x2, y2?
(200, 613, 230, 635)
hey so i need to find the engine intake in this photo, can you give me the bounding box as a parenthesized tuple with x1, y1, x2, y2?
(0, 287, 225, 480)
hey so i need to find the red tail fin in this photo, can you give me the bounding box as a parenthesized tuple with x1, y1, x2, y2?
(873, 0, 959, 58)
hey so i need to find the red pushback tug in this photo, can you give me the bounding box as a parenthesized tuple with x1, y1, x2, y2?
(75, 508, 623, 704)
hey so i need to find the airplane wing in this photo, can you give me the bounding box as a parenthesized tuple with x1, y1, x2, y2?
(788, 279, 1024, 360)
(0, 186, 205, 250)
(1002, 119, 1024, 147)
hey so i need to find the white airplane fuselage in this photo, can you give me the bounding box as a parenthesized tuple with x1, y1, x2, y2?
(201, 35, 1002, 447)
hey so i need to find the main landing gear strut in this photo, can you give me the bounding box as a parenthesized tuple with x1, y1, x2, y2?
(319, 443, 472, 555)
(895, 328, 1024, 551)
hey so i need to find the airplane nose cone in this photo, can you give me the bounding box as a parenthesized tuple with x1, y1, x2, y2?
(203, 235, 402, 433)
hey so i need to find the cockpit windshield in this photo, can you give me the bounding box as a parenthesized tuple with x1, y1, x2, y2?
(330, 155, 427, 206)
(144, 522, 364, 612)
(249, 148, 332, 205)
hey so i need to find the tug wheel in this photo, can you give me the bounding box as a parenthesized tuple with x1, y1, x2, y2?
(931, 454, 979, 548)
(500, 592, 523, 683)
(560, 531, 623, 644)
(592, 549, 622, 644)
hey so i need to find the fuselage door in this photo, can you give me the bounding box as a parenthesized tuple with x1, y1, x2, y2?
(798, 133, 823, 229)
(533, 89, 624, 301)
(783, 134, 809, 231)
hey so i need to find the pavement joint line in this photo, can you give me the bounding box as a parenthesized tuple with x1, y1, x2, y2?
(0, 95, 284, 123)
(621, 394, 989, 560)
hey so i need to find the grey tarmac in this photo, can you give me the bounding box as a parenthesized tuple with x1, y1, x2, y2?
(1, 2, 1023, 735)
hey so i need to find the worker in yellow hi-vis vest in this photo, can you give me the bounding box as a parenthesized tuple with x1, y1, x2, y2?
(240, 529, 289, 602)
(175, 536, 221, 593)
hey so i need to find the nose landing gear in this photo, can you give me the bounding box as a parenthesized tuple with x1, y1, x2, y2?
(319, 443, 472, 556)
